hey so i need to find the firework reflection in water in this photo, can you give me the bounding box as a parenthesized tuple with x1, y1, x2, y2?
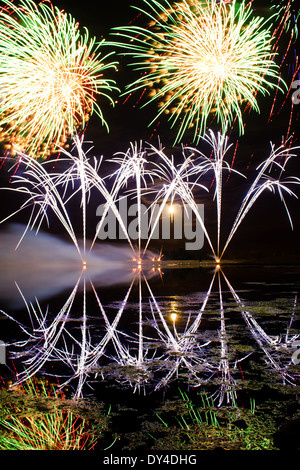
(1, 131, 300, 402)
(2, 265, 300, 404)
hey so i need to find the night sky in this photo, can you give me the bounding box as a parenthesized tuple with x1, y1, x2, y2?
(1, 0, 300, 262)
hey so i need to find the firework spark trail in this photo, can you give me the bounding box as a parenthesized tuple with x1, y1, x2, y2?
(215, 269, 237, 406)
(89, 278, 136, 364)
(271, 0, 300, 39)
(89, 272, 158, 393)
(221, 141, 300, 258)
(74, 276, 89, 398)
(145, 273, 213, 392)
(144, 131, 299, 261)
(222, 269, 297, 386)
(142, 142, 214, 256)
(1, 271, 139, 396)
(54, 135, 137, 257)
(140, 132, 299, 262)
(2, 274, 82, 387)
(267, 0, 300, 127)
(55, 135, 95, 257)
(83, 161, 137, 256)
(187, 130, 245, 258)
(112, 0, 283, 144)
(153, 355, 209, 392)
(102, 141, 159, 259)
(1, 136, 138, 261)
(225, 270, 300, 349)
(198, 132, 230, 258)
(178, 269, 216, 344)
(285, 295, 299, 344)
(0, 152, 83, 260)
(62, 275, 150, 395)
(87, 143, 155, 257)
(138, 272, 143, 364)
(114, 145, 146, 259)
(144, 275, 182, 353)
(0, 0, 118, 158)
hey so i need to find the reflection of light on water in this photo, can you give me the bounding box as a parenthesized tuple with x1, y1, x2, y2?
(2, 264, 299, 402)
(169, 300, 179, 323)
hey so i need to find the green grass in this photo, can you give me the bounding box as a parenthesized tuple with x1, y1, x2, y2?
(151, 389, 278, 450)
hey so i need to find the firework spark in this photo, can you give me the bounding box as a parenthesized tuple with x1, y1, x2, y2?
(221, 139, 300, 258)
(0, 0, 118, 158)
(271, 0, 300, 39)
(4, 263, 299, 401)
(0, 377, 98, 450)
(187, 129, 245, 258)
(0, 151, 83, 259)
(112, 0, 284, 144)
(3, 131, 299, 265)
(143, 141, 213, 256)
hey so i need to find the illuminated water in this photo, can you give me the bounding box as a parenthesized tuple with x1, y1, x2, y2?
(0, 230, 300, 450)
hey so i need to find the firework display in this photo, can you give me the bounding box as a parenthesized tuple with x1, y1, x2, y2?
(0, 0, 300, 452)
(112, 0, 284, 144)
(0, 0, 118, 158)
(2, 131, 299, 264)
(271, 0, 300, 39)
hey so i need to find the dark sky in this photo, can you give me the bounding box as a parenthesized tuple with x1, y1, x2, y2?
(1, 0, 300, 262)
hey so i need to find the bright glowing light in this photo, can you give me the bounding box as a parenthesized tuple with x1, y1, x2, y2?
(170, 313, 177, 322)
(169, 204, 175, 215)
(112, 0, 284, 143)
(0, 0, 119, 158)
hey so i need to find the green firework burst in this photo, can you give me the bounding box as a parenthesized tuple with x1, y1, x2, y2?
(112, 0, 285, 144)
(0, 0, 119, 158)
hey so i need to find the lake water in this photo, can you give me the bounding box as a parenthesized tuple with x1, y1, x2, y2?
(1, 254, 300, 451)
